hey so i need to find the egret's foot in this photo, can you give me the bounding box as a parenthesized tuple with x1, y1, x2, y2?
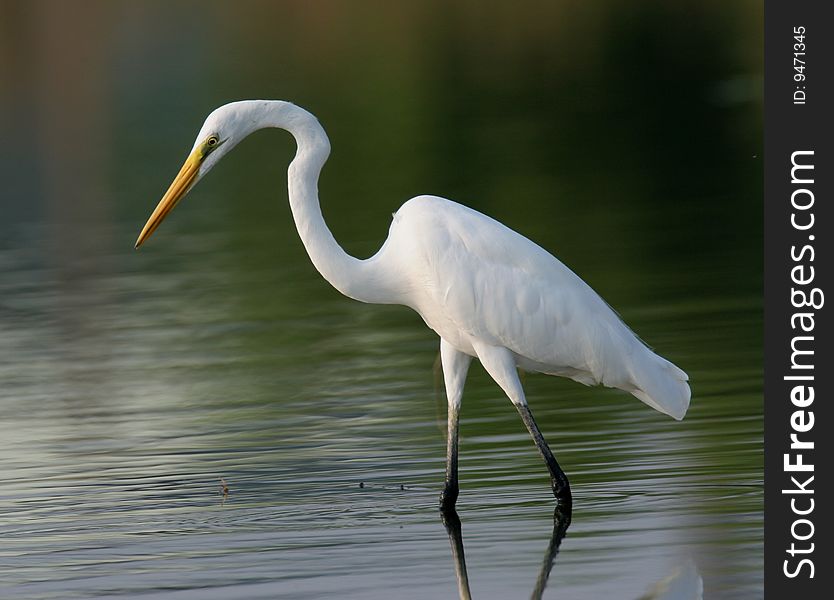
(551, 478, 572, 508)
(553, 490, 572, 510)
(552, 502, 572, 528)
(439, 502, 461, 530)
(440, 485, 459, 511)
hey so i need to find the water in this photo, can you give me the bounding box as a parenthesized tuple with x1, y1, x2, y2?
(1, 2, 761, 598)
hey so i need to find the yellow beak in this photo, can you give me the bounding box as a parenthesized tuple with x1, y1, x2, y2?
(135, 149, 202, 248)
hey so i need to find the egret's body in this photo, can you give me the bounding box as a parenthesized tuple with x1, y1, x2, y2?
(136, 100, 690, 508)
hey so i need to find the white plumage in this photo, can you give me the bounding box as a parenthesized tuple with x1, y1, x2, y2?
(136, 100, 690, 507)
(383, 195, 689, 420)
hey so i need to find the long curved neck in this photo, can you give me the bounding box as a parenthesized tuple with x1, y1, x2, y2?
(257, 102, 396, 304)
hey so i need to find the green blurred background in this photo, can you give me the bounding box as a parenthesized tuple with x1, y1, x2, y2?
(0, 0, 760, 274)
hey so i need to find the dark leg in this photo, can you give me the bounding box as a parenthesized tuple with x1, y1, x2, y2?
(440, 403, 461, 510)
(439, 340, 471, 510)
(515, 403, 572, 507)
(472, 342, 573, 507)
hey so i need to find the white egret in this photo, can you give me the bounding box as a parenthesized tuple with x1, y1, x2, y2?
(136, 100, 690, 508)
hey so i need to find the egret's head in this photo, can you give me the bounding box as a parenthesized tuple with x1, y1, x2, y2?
(134, 103, 254, 249)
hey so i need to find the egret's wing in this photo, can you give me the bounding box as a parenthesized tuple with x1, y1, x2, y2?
(394, 196, 689, 419)
(419, 198, 624, 380)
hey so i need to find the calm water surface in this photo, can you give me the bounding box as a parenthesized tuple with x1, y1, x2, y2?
(1, 2, 761, 598)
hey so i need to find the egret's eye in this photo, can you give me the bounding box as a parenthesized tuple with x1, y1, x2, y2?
(201, 135, 221, 158)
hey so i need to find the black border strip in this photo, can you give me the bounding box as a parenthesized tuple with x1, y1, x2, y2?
(764, 1, 832, 595)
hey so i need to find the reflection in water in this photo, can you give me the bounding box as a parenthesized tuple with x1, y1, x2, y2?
(530, 506, 572, 599)
(442, 506, 703, 600)
(442, 505, 572, 600)
(441, 508, 473, 600)
(638, 561, 703, 600)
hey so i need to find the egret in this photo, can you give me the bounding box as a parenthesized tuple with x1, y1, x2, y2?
(135, 100, 690, 509)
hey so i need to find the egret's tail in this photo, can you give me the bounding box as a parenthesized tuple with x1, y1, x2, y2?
(628, 350, 690, 420)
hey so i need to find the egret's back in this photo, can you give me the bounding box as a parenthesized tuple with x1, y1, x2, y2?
(386, 196, 690, 420)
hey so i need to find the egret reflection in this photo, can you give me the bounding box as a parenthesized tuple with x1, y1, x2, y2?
(441, 507, 702, 600)
(441, 508, 473, 600)
(441, 505, 571, 600)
